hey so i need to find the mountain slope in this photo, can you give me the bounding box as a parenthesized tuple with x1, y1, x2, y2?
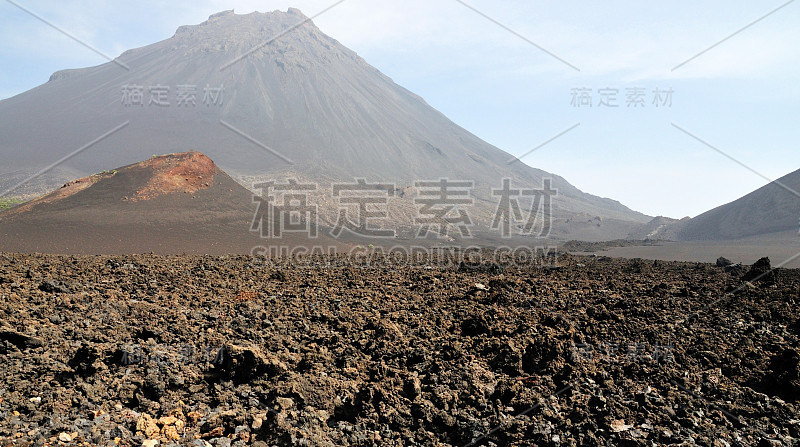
(0, 9, 649, 240)
(626, 216, 687, 240)
(678, 168, 800, 240)
(0, 152, 336, 254)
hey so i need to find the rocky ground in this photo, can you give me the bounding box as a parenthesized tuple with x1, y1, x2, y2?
(0, 252, 798, 446)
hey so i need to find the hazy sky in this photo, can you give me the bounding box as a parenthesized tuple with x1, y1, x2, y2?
(1, 0, 798, 218)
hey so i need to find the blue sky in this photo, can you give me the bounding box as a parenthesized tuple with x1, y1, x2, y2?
(1, 0, 799, 218)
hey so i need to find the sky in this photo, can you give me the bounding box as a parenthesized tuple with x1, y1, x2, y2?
(1, 0, 799, 218)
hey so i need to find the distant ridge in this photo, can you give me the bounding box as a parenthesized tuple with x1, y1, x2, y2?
(678, 168, 800, 241)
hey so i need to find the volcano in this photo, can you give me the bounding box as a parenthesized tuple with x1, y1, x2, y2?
(0, 152, 337, 254)
(0, 9, 650, 241)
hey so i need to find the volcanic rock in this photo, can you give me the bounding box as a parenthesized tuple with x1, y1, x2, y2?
(743, 257, 774, 283)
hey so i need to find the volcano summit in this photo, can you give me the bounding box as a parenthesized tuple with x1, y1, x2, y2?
(0, 9, 650, 242)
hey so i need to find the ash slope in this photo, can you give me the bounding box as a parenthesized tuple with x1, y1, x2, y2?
(0, 152, 334, 254)
(678, 168, 800, 241)
(0, 9, 649, 239)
